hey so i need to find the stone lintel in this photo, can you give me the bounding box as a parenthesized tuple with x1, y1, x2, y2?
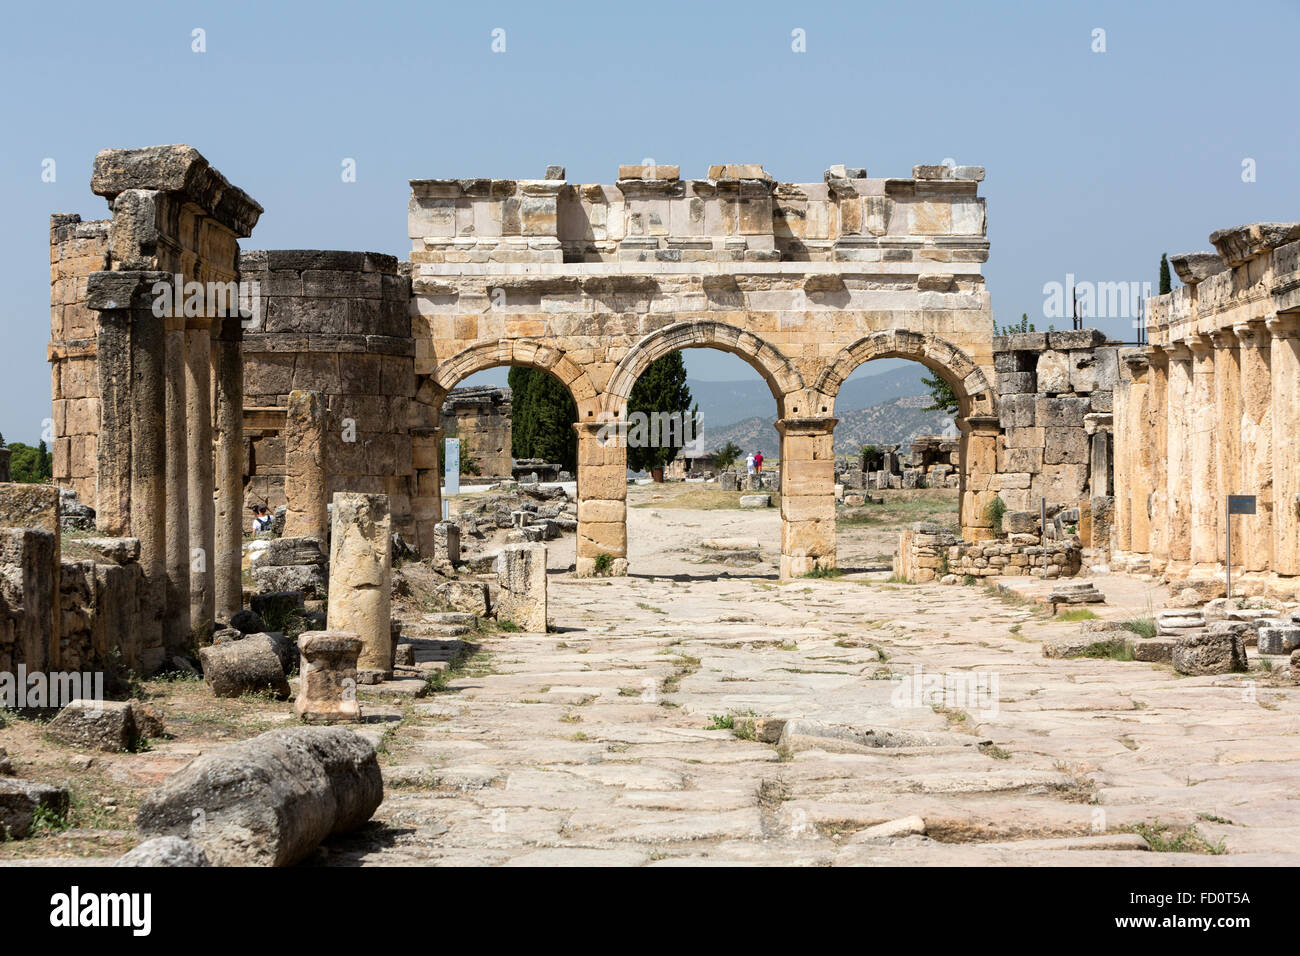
(775, 416, 837, 436)
(91, 145, 262, 238)
(86, 270, 172, 312)
(1209, 222, 1300, 267)
(1169, 251, 1227, 285)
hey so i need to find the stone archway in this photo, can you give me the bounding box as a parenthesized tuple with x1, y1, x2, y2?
(410, 339, 600, 551)
(604, 320, 805, 415)
(815, 330, 1000, 541)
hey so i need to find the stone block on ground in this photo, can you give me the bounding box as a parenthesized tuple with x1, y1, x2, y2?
(198, 635, 291, 699)
(135, 727, 383, 866)
(251, 589, 305, 621)
(1130, 638, 1176, 662)
(496, 543, 548, 633)
(45, 698, 153, 752)
(1172, 632, 1247, 675)
(115, 836, 210, 867)
(1257, 624, 1300, 656)
(296, 631, 363, 724)
(738, 494, 771, 508)
(0, 778, 69, 839)
(430, 580, 491, 616)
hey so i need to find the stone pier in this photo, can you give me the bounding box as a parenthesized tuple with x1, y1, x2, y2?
(575, 420, 627, 577)
(283, 390, 328, 540)
(295, 631, 363, 724)
(326, 493, 392, 683)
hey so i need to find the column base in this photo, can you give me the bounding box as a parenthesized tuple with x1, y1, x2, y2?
(574, 556, 628, 578)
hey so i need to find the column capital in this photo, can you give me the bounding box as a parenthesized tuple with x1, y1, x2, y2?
(1266, 314, 1300, 339)
(775, 416, 837, 437)
(1232, 318, 1271, 347)
(1164, 342, 1192, 361)
(1184, 333, 1214, 355)
(966, 413, 1000, 434)
(1208, 327, 1238, 349)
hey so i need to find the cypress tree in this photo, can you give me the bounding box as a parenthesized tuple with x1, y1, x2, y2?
(1159, 253, 1172, 295)
(627, 351, 695, 473)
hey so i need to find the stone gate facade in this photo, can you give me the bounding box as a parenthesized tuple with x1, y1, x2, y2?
(407, 162, 998, 576)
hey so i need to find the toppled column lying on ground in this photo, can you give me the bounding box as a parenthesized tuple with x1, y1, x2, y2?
(135, 726, 383, 866)
(327, 493, 392, 683)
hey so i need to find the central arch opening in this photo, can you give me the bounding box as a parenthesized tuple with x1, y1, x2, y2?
(622, 345, 784, 580)
(831, 357, 964, 574)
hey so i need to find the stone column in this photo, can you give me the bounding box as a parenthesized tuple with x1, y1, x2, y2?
(777, 417, 837, 577)
(94, 309, 133, 536)
(326, 492, 392, 683)
(1188, 335, 1219, 568)
(1268, 316, 1300, 575)
(575, 419, 627, 576)
(1164, 344, 1193, 567)
(213, 313, 245, 624)
(1146, 347, 1170, 569)
(284, 390, 329, 539)
(185, 323, 216, 637)
(497, 542, 548, 632)
(1210, 329, 1241, 565)
(1125, 355, 1153, 557)
(163, 320, 192, 651)
(1235, 321, 1273, 572)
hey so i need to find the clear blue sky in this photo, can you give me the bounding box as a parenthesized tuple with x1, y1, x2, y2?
(2, 0, 1297, 442)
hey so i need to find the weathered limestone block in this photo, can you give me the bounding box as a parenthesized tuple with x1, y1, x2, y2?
(296, 631, 362, 724)
(496, 543, 547, 633)
(327, 493, 393, 682)
(283, 390, 328, 539)
(1036, 351, 1071, 393)
(0, 778, 70, 839)
(433, 520, 460, 573)
(45, 699, 156, 752)
(430, 580, 491, 616)
(198, 635, 291, 699)
(135, 727, 382, 866)
(1257, 624, 1300, 656)
(114, 836, 210, 867)
(1172, 632, 1247, 675)
(739, 494, 771, 508)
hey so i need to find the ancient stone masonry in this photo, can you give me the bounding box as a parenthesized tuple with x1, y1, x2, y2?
(408, 162, 998, 576)
(989, 330, 1118, 563)
(77, 145, 262, 668)
(441, 386, 512, 479)
(240, 250, 414, 537)
(1113, 222, 1300, 599)
(850, 436, 961, 491)
(49, 215, 110, 506)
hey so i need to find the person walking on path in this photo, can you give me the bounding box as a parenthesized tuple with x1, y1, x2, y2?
(754, 451, 763, 475)
(745, 452, 755, 477)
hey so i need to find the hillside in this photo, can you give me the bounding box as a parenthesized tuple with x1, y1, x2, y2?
(687, 364, 928, 430)
(696, 395, 952, 459)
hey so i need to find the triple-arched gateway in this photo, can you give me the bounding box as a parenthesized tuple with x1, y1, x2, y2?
(407, 162, 999, 575)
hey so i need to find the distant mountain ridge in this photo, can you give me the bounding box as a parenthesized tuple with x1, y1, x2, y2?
(687, 364, 928, 432)
(696, 395, 953, 460)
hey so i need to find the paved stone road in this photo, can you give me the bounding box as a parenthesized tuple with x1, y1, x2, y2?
(333, 508, 1300, 866)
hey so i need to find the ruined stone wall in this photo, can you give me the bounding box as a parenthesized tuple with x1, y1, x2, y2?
(441, 386, 512, 479)
(1113, 222, 1300, 599)
(990, 331, 1117, 545)
(240, 251, 415, 535)
(48, 215, 110, 508)
(897, 521, 1081, 584)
